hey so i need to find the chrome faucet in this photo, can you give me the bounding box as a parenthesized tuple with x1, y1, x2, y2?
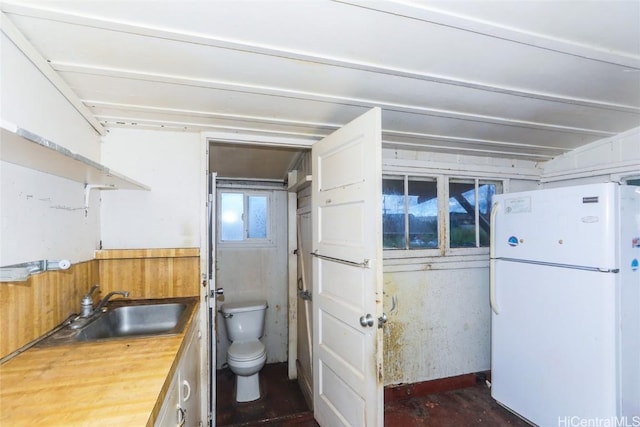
(94, 291, 130, 313)
(72, 286, 130, 329)
(80, 284, 100, 318)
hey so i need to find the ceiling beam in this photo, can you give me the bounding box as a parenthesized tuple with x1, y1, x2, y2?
(337, 0, 640, 70)
(3, 2, 638, 116)
(88, 108, 566, 159)
(53, 61, 617, 138)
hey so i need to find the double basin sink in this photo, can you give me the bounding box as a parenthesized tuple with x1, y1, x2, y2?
(39, 297, 197, 346)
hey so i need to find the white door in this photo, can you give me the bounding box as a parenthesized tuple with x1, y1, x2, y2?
(312, 107, 383, 427)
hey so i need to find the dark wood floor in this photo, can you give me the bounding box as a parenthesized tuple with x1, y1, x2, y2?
(216, 363, 531, 427)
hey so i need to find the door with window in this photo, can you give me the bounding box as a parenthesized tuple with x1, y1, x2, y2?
(312, 107, 383, 427)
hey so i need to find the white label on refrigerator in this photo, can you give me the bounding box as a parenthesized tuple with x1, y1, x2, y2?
(504, 196, 531, 214)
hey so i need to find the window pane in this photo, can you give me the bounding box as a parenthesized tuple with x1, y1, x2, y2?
(478, 182, 498, 246)
(382, 177, 405, 249)
(408, 178, 438, 249)
(220, 193, 244, 241)
(449, 181, 476, 248)
(248, 196, 267, 238)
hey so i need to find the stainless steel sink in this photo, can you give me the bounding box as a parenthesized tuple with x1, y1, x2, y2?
(76, 303, 189, 341)
(37, 297, 197, 346)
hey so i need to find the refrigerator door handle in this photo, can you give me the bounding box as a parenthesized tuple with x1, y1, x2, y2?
(490, 201, 500, 315)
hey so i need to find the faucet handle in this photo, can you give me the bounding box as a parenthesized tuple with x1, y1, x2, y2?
(84, 284, 100, 298)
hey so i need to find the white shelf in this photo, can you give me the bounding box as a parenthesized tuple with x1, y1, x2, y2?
(287, 170, 312, 192)
(0, 122, 149, 190)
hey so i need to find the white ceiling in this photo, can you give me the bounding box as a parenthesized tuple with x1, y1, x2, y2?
(1, 0, 639, 178)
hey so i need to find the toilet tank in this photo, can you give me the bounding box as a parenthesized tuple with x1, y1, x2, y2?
(220, 300, 268, 341)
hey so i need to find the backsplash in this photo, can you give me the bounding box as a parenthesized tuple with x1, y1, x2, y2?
(0, 260, 99, 359)
(96, 248, 200, 299)
(0, 248, 200, 359)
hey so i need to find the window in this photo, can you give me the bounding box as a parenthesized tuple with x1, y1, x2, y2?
(383, 176, 438, 250)
(219, 191, 270, 243)
(383, 175, 502, 252)
(449, 180, 499, 248)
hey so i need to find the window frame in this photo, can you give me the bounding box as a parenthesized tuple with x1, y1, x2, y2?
(217, 190, 274, 248)
(383, 173, 504, 258)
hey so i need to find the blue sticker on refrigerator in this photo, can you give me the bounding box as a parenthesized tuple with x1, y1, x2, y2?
(632, 259, 639, 272)
(508, 236, 519, 247)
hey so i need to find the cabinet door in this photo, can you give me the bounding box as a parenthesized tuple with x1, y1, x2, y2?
(155, 374, 180, 427)
(180, 326, 201, 425)
(155, 324, 201, 427)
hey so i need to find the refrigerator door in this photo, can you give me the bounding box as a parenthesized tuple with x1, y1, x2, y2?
(493, 183, 617, 269)
(491, 260, 618, 425)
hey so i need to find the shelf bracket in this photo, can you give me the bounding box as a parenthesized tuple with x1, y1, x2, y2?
(84, 184, 115, 217)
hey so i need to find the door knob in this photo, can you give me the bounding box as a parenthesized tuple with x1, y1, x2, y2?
(210, 288, 224, 298)
(359, 313, 374, 327)
(378, 313, 388, 328)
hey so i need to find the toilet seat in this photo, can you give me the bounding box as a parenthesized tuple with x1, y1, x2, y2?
(228, 340, 265, 362)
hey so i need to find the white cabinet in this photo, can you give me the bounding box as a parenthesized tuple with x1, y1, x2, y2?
(156, 376, 180, 427)
(155, 321, 202, 427)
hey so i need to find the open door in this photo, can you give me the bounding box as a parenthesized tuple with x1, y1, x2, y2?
(312, 108, 384, 427)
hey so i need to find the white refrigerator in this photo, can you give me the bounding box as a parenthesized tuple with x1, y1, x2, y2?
(490, 183, 640, 426)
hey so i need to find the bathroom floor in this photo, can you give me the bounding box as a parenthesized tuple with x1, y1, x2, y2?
(216, 363, 315, 426)
(216, 363, 531, 426)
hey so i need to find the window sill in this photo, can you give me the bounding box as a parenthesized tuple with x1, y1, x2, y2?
(217, 240, 276, 249)
(383, 249, 490, 273)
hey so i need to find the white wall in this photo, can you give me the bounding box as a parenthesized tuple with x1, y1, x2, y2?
(0, 162, 100, 266)
(0, 32, 102, 266)
(541, 126, 640, 187)
(99, 128, 202, 249)
(0, 33, 101, 160)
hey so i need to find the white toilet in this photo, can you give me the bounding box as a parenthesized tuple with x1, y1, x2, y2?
(220, 300, 268, 402)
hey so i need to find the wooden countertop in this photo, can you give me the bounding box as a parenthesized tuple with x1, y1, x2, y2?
(0, 299, 199, 426)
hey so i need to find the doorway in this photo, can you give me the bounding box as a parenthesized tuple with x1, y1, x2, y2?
(206, 107, 385, 426)
(207, 141, 309, 425)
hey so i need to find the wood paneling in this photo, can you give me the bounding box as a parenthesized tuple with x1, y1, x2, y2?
(95, 248, 199, 259)
(97, 248, 200, 299)
(0, 260, 99, 359)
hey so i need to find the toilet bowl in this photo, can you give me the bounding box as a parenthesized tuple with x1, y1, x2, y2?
(220, 300, 268, 402)
(227, 340, 267, 402)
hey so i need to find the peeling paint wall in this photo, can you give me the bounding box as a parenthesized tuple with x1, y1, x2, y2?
(383, 267, 492, 385)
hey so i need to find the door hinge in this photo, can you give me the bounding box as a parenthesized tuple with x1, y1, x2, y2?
(298, 289, 312, 301)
